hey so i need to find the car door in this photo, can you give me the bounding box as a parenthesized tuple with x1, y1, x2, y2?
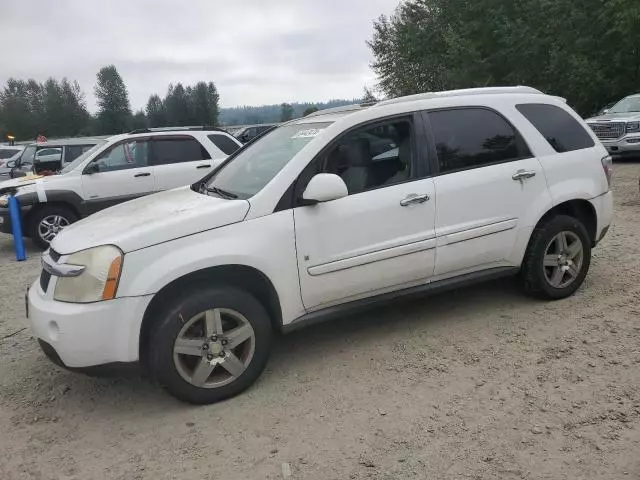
(293, 114, 437, 310)
(81, 137, 155, 213)
(150, 135, 214, 191)
(426, 107, 550, 277)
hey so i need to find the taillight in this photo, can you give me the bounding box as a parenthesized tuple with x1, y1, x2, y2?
(601, 155, 613, 189)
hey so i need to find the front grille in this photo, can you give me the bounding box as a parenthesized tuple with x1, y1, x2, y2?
(39, 249, 60, 293)
(589, 122, 626, 140)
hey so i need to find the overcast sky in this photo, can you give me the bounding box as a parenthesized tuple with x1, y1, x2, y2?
(0, 0, 399, 112)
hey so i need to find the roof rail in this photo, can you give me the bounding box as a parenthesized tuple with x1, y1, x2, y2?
(305, 103, 370, 118)
(375, 86, 544, 107)
(129, 126, 225, 135)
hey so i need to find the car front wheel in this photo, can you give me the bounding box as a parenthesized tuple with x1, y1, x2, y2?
(28, 205, 78, 250)
(148, 286, 272, 404)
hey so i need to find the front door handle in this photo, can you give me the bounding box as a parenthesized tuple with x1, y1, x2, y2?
(512, 170, 536, 181)
(196, 164, 212, 169)
(134, 172, 151, 178)
(400, 193, 430, 207)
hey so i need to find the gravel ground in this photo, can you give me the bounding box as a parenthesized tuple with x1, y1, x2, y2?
(0, 161, 639, 480)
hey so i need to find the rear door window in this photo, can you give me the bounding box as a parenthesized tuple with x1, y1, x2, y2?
(516, 103, 595, 153)
(429, 108, 531, 174)
(152, 136, 211, 165)
(207, 134, 240, 155)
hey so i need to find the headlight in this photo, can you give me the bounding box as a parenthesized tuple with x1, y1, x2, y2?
(0, 195, 8, 207)
(627, 122, 640, 133)
(53, 245, 123, 303)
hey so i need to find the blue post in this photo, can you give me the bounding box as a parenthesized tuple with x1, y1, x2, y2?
(8, 195, 26, 261)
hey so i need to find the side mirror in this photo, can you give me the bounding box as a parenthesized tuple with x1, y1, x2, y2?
(602, 109, 610, 114)
(302, 173, 348, 204)
(6, 160, 15, 168)
(84, 162, 100, 175)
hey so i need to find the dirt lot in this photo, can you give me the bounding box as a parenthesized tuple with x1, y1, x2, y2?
(0, 162, 639, 480)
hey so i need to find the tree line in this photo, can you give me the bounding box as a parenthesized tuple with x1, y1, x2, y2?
(0, 64, 363, 142)
(219, 99, 359, 126)
(0, 65, 224, 141)
(368, 0, 640, 116)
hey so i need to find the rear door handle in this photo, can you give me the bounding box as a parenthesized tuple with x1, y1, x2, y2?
(512, 170, 536, 181)
(196, 164, 212, 169)
(400, 193, 430, 206)
(134, 172, 151, 178)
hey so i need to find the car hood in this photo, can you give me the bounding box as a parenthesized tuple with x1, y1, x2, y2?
(0, 174, 47, 194)
(587, 112, 640, 122)
(51, 187, 250, 254)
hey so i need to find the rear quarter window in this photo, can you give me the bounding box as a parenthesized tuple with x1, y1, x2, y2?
(207, 134, 240, 155)
(516, 103, 595, 153)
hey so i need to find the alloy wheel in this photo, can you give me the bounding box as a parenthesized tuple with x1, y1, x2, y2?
(543, 231, 584, 289)
(172, 308, 256, 388)
(38, 215, 70, 243)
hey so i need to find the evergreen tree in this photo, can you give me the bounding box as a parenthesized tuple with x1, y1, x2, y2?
(280, 103, 294, 122)
(94, 65, 132, 133)
(164, 83, 190, 126)
(302, 106, 319, 116)
(146, 94, 166, 127)
(368, 0, 640, 115)
(361, 87, 378, 103)
(132, 110, 148, 130)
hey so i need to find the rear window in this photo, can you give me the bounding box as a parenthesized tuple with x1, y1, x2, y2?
(152, 137, 211, 165)
(207, 134, 240, 155)
(516, 103, 595, 153)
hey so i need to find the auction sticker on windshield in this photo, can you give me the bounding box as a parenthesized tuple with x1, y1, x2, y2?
(291, 128, 325, 139)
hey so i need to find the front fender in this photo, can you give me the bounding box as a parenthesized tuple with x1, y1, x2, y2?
(116, 210, 305, 326)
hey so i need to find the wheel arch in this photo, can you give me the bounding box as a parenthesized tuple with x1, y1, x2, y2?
(138, 264, 282, 368)
(534, 199, 597, 245)
(23, 201, 81, 236)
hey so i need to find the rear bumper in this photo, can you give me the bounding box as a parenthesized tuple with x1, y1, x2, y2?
(590, 190, 613, 245)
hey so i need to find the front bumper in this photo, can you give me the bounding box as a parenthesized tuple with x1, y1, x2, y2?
(600, 134, 640, 156)
(28, 280, 153, 368)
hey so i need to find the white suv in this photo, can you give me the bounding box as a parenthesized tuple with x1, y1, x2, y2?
(27, 87, 613, 404)
(0, 127, 241, 248)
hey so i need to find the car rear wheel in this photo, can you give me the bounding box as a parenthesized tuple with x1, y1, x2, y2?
(521, 214, 592, 299)
(148, 286, 272, 404)
(28, 205, 78, 250)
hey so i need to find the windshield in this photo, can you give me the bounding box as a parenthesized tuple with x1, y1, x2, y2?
(609, 96, 640, 113)
(204, 122, 331, 199)
(60, 141, 107, 174)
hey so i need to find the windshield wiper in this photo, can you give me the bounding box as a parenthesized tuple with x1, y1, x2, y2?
(203, 185, 238, 199)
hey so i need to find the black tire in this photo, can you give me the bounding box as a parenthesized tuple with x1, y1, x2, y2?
(28, 205, 78, 250)
(521, 215, 592, 300)
(148, 286, 272, 404)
